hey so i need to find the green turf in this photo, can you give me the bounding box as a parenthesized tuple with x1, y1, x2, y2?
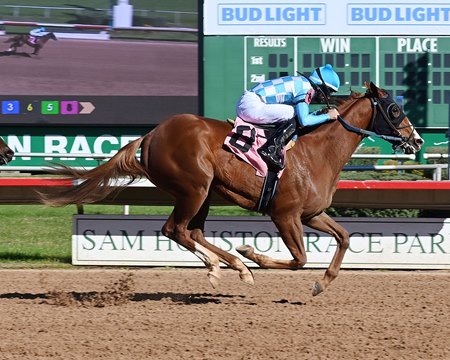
(0, 1, 198, 27)
(0, 204, 257, 266)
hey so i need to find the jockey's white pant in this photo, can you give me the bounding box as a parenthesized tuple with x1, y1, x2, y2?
(236, 91, 295, 125)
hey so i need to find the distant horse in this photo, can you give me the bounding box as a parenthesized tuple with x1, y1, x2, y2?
(0, 137, 14, 165)
(41, 82, 424, 296)
(5, 32, 57, 55)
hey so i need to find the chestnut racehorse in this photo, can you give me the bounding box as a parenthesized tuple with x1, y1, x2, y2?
(5, 32, 57, 55)
(0, 137, 14, 165)
(41, 82, 424, 296)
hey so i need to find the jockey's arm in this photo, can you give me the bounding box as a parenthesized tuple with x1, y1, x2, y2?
(295, 102, 331, 127)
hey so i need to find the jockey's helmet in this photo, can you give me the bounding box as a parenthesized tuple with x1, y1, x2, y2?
(40, 27, 46, 32)
(310, 64, 340, 93)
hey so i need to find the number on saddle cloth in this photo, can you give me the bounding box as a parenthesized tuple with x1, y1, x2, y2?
(224, 117, 277, 177)
(28, 36, 37, 45)
(228, 123, 257, 152)
(224, 118, 283, 213)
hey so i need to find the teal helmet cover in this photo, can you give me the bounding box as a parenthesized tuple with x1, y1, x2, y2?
(310, 64, 340, 92)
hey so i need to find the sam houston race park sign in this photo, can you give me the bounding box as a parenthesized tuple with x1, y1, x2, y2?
(73, 216, 450, 269)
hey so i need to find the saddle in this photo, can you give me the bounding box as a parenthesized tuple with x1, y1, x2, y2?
(224, 117, 297, 213)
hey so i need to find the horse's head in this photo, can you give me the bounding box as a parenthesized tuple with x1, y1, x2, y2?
(0, 136, 14, 165)
(365, 81, 424, 154)
(48, 32, 57, 40)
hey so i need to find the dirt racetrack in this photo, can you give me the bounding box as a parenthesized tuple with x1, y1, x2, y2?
(0, 268, 448, 360)
(0, 37, 197, 96)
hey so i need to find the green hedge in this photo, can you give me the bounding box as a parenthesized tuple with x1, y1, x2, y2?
(328, 150, 442, 217)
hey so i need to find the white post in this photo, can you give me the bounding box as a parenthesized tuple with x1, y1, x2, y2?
(113, 0, 133, 28)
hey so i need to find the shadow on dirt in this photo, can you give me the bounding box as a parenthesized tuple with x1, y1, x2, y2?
(0, 291, 248, 306)
(0, 272, 305, 306)
(0, 291, 306, 306)
(0, 51, 32, 57)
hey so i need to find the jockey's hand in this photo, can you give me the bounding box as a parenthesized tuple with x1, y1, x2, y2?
(327, 108, 340, 120)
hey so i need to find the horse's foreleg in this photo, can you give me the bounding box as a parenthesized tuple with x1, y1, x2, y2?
(32, 45, 40, 55)
(304, 212, 349, 296)
(237, 214, 307, 269)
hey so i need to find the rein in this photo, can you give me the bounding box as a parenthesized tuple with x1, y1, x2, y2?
(337, 94, 410, 145)
(337, 115, 404, 142)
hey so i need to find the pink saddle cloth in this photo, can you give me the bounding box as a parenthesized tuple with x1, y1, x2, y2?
(224, 117, 285, 177)
(28, 36, 37, 45)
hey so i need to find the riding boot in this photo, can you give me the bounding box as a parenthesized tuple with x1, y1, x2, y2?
(258, 121, 296, 171)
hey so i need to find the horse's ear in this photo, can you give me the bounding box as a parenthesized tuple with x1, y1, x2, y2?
(369, 81, 380, 97)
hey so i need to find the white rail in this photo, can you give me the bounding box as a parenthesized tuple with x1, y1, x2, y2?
(423, 153, 448, 160)
(344, 164, 447, 181)
(8, 152, 411, 160)
(0, 20, 196, 39)
(350, 154, 416, 160)
(1, 152, 447, 180)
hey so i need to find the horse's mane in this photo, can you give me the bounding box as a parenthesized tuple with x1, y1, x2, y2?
(314, 90, 366, 117)
(332, 90, 365, 106)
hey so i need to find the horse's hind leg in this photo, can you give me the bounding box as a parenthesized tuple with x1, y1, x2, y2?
(7, 42, 17, 52)
(188, 194, 254, 285)
(161, 194, 222, 288)
(304, 212, 349, 296)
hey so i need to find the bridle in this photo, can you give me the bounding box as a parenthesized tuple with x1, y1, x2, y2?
(337, 87, 416, 151)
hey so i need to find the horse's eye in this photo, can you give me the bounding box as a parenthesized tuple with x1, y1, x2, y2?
(392, 106, 400, 118)
(388, 104, 401, 119)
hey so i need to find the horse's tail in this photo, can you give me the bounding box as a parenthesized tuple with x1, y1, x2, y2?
(40, 137, 146, 206)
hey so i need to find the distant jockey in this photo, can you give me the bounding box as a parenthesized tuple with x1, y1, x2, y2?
(29, 27, 49, 44)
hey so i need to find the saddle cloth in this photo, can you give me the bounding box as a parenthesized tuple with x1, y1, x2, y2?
(224, 117, 287, 177)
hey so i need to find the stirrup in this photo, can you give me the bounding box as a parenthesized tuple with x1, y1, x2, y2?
(267, 158, 285, 171)
(258, 149, 284, 171)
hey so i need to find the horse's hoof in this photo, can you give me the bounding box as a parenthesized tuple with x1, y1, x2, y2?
(207, 263, 221, 289)
(239, 269, 255, 286)
(208, 272, 220, 289)
(312, 281, 323, 296)
(236, 245, 254, 257)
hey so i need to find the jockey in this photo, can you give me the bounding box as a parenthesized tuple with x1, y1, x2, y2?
(236, 64, 341, 171)
(29, 27, 49, 42)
